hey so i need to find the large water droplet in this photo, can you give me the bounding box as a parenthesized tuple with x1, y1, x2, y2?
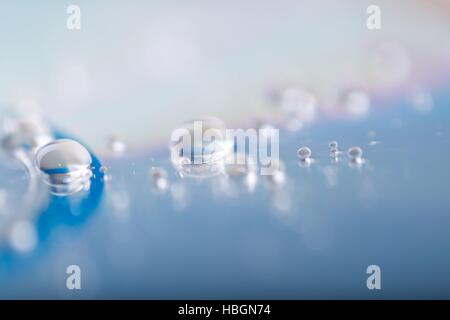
(169, 116, 232, 179)
(35, 139, 93, 196)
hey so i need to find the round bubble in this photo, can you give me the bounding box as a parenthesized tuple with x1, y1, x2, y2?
(297, 147, 312, 160)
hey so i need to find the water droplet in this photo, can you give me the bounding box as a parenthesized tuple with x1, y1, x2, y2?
(35, 139, 93, 196)
(328, 141, 338, 149)
(347, 146, 363, 160)
(347, 146, 365, 167)
(297, 146, 312, 160)
(169, 116, 231, 179)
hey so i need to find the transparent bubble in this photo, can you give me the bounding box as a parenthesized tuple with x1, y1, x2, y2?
(297, 146, 312, 160)
(169, 116, 232, 179)
(328, 141, 338, 149)
(35, 139, 93, 196)
(347, 146, 363, 160)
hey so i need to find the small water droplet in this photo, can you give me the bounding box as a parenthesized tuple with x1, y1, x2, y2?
(297, 146, 312, 160)
(347, 146, 365, 168)
(328, 141, 338, 149)
(347, 146, 363, 160)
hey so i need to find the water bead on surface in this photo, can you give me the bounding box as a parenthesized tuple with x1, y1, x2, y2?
(328, 141, 338, 149)
(347, 146, 363, 160)
(35, 139, 93, 196)
(169, 116, 232, 179)
(297, 147, 312, 160)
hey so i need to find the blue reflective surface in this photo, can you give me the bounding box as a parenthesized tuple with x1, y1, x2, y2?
(0, 89, 449, 299)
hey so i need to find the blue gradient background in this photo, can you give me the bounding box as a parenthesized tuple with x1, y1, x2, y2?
(0, 0, 449, 299)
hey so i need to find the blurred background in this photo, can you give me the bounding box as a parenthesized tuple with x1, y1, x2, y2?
(0, 0, 450, 299)
(0, 0, 449, 152)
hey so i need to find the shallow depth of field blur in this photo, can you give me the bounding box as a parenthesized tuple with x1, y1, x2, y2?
(0, 0, 450, 299)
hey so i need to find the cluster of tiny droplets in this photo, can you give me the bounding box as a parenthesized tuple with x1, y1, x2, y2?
(296, 142, 364, 164)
